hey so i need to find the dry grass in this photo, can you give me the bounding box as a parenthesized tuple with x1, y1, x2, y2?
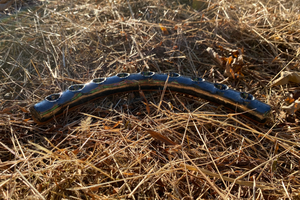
(1, 0, 300, 199)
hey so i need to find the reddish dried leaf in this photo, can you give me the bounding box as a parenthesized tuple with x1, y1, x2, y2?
(285, 97, 295, 104)
(112, 121, 122, 129)
(159, 23, 169, 35)
(147, 130, 177, 145)
(139, 88, 150, 115)
(72, 149, 80, 155)
(135, 112, 142, 116)
(90, 185, 101, 192)
(220, 57, 227, 65)
(225, 56, 235, 79)
(282, 98, 300, 115)
(26, 37, 35, 42)
(237, 71, 244, 77)
(232, 50, 239, 58)
(231, 56, 244, 76)
(112, 187, 119, 194)
(122, 172, 135, 176)
(120, 30, 126, 35)
(217, 45, 224, 51)
(0, 107, 12, 114)
(104, 126, 111, 130)
(271, 56, 279, 63)
(227, 56, 233, 65)
(274, 141, 279, 154)
(18, 106, 29, 113)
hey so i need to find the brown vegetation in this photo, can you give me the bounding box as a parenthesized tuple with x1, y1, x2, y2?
(0, 0, 300, 199)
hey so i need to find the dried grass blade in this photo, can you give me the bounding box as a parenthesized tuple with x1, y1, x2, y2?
(157, 75, 169, 112)
(233, 147, 292, 185)
(180, 163, 277, 191)
(129, 168, 154, 198)
(131, 35, 150, 71)
(0, 141, 21, 159)
(16, 169, 46, 200)
(0, 179, 10, 188)
(183, 152, 227, 200)
(68, 169, 181, 191)
(43, 61, 57, 78)
(30, 59, 41, 80)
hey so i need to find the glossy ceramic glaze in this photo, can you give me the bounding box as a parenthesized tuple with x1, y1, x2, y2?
(30, 72, 271, 123)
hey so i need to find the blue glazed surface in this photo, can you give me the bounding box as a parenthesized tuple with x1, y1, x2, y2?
(30, 72, 271, 123)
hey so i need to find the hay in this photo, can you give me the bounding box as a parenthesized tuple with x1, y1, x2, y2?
(0, 0, 300, 198)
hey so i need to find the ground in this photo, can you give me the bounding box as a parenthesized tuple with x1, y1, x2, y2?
(0, 0, 300, 199)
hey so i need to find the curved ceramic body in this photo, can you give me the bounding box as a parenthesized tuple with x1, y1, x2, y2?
(30, 72, 271, 123)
